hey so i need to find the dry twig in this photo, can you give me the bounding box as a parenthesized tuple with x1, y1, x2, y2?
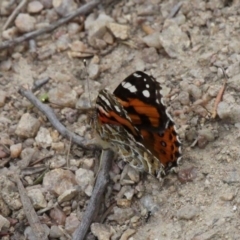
(0, 0, 101, 50)
(18, 87, 90, 150)
(2, 0, 28, 31)
(15, 175, 48, 240)
(212, 70, 228, 118)
(73, 149, 114, 240)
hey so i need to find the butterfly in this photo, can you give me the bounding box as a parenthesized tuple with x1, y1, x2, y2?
(94, 71, 182, 178)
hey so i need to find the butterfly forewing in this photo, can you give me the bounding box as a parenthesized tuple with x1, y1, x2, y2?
(113, 71, 170, 132)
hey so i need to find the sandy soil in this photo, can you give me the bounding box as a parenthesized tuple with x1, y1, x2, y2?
(1, 0, 240, 239)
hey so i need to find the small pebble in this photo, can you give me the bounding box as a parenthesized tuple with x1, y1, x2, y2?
(27, 188, 47, 209)
(119, 228, 136, 240)
(10, 143, 22, 158)
(0, 90, 7, 107)
(48, 84, 77, 108)
(27, 1, 43, 13)
(65, 213, 80, 234)
(75, 168, 94, 194)
(15, 13, 36, 33)
(15, 113, 41, 138)
(107, 22, 129, 40)
(43, 169, 77, 196)
(88, 63, 100, 80)
(35, 127, 52, 148)
(91, 223, 113, 240)
(0, 214, 10, 231)
(177, 205, 199, 220)
(53, 0, 77, 17)
(2, 27, 18, 40)
(142, 32, 162, 49)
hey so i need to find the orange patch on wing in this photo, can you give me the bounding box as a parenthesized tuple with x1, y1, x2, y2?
(140, 125, 180, 167)
(98, 111, 138, 136)
(117, 98, 160, 127)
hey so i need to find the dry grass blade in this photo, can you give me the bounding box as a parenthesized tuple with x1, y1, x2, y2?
(212, 70, 228, 119)
(2, 0, 28, 31)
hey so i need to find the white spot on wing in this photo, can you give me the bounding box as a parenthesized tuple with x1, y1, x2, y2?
(99, 94, 111, 107)
(133, 73, 142, 78)
(156, 99, 160, 104)
(122, 82, 137, 92)
(115, 105, 121, 112)
(142, 90, 150, 98)
(173, 125, 178, 133)
(129, 85, 137, 93)
(177, 156, 182, 164)
(161, 98, 166, 106)
(146, 84, 149, 88)
(176, 136, 182, 144)
(165, 120, 170, 129)
(166, 109, 174, 122)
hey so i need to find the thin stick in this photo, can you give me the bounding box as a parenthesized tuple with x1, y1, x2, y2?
(2, 0, 28, 31)
(15, 175, 48, 240)
(72, 149, 114, 240)
(18, 87, 90, 150)
(212, 69, 228, 119)
(0, 0, 101, 50)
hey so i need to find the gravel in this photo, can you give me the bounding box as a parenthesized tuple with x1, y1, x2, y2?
(1, 0, 240, 239)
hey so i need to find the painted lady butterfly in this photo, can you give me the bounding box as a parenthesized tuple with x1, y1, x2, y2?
(94, 71, 182, 178)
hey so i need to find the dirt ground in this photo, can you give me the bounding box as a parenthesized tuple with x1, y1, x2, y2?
(1, 0, 240, 239)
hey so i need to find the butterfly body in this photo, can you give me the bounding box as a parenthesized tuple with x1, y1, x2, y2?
(95, 71, 182, 178)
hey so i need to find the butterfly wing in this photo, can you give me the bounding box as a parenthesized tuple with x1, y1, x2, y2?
(95, 89, 163, 177)
(113, 71, 182, 170)
(96, 89, 141, 141)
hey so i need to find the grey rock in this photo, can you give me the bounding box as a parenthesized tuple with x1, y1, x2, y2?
(107, 22, 129, 40)
(0, 90, 7, 107)
(53, 0, 77, 17)
(228, 73, 240, 91)
(27, 1, 43, 13)
(142, 32, 162, 49)
(43, 169, 77, 196)
(88, 63, 100, 80)
(178, 91, 190, 105)
(188, 84, 202, 100)
(58, 189, 78, 204)
(27, 188, 47, 209)
(159, 19, 190, 58)
(91, 223, 113, 240)
(75, 168, 94, 196)
(65, 213, 80, 234)
(177, 205, 199, 220)
(49, 225, 63, 238)
(0, 175, 22, 210)
(35, 127, 52, 148)
(141, 47, 159, 63)
(24, 224, 49, 240)
(15, 13, 36, 33)
(120, 228, 136, 240)
(108, 207, 134, 224)
(198, 128, 215, 142)
(0, 214, 10, 231)
(48, 84, 77, 108)
(10, 143, 22, 158)
(15, 113, 40, 138)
